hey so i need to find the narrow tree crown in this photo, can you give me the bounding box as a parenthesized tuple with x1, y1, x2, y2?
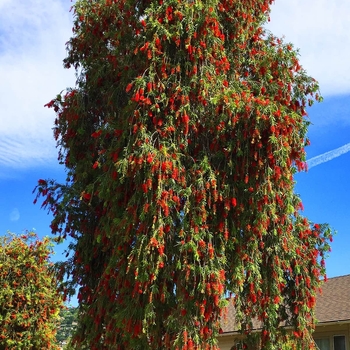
(36, 0, 332, 349)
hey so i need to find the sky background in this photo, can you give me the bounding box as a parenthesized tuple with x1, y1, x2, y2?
(0, 0, 349, 286)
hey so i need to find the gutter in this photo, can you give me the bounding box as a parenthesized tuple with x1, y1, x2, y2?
(314, 320, 350, 328)
(219, 319, 350, 337)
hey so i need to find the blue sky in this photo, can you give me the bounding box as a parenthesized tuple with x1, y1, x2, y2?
(0, 0, 349, 280)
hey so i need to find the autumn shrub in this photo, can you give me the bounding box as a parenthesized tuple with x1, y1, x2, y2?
(0, 232, 63, 350)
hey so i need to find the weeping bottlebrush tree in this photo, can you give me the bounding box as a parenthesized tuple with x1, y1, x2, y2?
(34, 0, 332, 349)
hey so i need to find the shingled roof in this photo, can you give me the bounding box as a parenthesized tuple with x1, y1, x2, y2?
(315, 274, 350, 324)
(221, 274, 350, 334)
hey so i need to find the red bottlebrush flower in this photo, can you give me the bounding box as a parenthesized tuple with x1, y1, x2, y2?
(133, 91, 140, 102)
(183, 330, 188, 343)
(293, 331, 301, 338)
(150, 237, 158, 247)
(163, 205, 169, 217)
(147, 153, 154, 163)
(294, 305, 299, 314)
(308, 295, 316, 308)
(182, 113, 189, 124)
(44, 99, 55, 108)
(198, 239, 206, 249)
(181, 309, 187, 316)
(82, 192, 91, 200)
(208, 244, 214, 259)
(166, 6, 173, 21)
(125, 83, 133, 93)
(142, 183, 148, 193)
(158, 245, 164, 255)
(91, 130, 102, 138)
(251, 293, 257, 303)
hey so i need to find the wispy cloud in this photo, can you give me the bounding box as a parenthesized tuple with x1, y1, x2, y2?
(307, 143, 350, 169)
(0, 136, 56, 168)
(0, 0, 75, 171)
(10, 208, 20, 222)
(267, 0, 350, 96)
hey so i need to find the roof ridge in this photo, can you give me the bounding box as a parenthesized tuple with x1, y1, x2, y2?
(325, 273, 350, 279)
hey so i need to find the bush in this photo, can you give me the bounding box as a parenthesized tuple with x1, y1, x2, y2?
(0, 231, 64, 349)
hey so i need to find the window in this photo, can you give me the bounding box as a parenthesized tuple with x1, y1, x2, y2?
(315, 335, 346, 350)
(315, 338, 330, 350)
(334, 336, 346, 350)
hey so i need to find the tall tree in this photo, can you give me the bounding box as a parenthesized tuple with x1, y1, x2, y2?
(0, 232, 63, 349)
(35, 0, 332, 349)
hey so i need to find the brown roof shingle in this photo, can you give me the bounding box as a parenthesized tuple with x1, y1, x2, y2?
(221, 274, 350, 333)
(315, 274, 350, 324)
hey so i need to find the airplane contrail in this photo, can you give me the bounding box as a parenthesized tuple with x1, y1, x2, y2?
(307, 142, 350, 169)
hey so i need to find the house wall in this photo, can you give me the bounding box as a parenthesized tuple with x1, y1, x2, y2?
(217, 333, 259, 350)
(218, 323, 350, 350)
(313, 323, 350, 350)
(217, 334, 236, 350)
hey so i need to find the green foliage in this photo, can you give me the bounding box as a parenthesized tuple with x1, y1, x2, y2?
(56, 306, 78, 347)
(35, 0, 332, 349)
(0, 232, 64, 349)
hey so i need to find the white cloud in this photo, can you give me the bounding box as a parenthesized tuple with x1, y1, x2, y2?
(0, 0, 75, 170)
(307, 143, 350, 169)
(10, 208, 20, 221)
(266, 0, 350, 96)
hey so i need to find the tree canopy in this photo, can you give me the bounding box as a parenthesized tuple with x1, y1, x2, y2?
(56, 306, 78, 348)
(35, 0, 332, 349)
(0, 232, 63, 349)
